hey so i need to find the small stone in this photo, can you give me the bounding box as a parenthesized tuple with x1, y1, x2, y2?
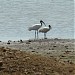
(54, 38, 59, 40)
(32, 51, 35, 52)
(0, 61, 3, 67)
(61, 55, 65, 57)
(29, 47, 33, 49)
(65, 46, 68, 49)
(69, 61, 73, 64)
(25, 57, 30, 60)
(26, 42, 30, 44)
(47, 52, 50, 54)
(53, 45, 57, 47)
(28, 40, 32, 42)
(3, 49, 6, 52)
(37, 48, 39, 49)
(7, 42, 10, 44)
(20, 39, 23, 43)
(69, 69, 73, 72)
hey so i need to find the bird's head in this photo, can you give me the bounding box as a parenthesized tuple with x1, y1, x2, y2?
(49, 25, 52, 29)
(40, 20, 46, 26)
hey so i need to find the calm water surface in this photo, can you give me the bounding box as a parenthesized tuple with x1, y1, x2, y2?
(0, 0, 74, 41)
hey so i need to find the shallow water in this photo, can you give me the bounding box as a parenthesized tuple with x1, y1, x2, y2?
(0, 0, 74, 41)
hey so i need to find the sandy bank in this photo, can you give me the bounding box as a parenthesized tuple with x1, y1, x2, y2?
(0, 39, 75, 63)
(0, 47, 75, 75)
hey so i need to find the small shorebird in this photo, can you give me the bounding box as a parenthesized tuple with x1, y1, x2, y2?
(39, 25, 52, 39)
(28, 20, 46, 39)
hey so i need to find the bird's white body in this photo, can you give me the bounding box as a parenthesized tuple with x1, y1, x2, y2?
(39, 27, 50, 33)
(28, 24, 41, 31)
(39, 25, 51, 39)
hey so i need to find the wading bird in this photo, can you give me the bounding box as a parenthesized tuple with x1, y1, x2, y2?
(39, 25, 52, 39)
(28, 20, 46, 39)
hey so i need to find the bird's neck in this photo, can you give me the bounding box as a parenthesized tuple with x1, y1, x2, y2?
(41, 23, 42, 26)
(48, 27, 50, 30)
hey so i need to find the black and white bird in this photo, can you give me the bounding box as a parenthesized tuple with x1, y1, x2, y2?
(28, 20, 46, 39)
(39, 25, 52, 39)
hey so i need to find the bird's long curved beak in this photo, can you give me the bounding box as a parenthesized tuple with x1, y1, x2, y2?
(42, 21, 46, 26)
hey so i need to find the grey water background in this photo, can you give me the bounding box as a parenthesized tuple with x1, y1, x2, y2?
(0, 0, 74, 41)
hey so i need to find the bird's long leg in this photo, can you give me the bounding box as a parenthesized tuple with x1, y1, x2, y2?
(35, 30, 36, 39)
(37, 30, 38, 39)
(44, 33, 45, 39)
(44, 33, 46, 39)
(45, 33, 46, 39)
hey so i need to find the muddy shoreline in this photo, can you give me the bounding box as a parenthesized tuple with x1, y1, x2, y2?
(0, 39, 75, 63)
(0, 39, 75, 75)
